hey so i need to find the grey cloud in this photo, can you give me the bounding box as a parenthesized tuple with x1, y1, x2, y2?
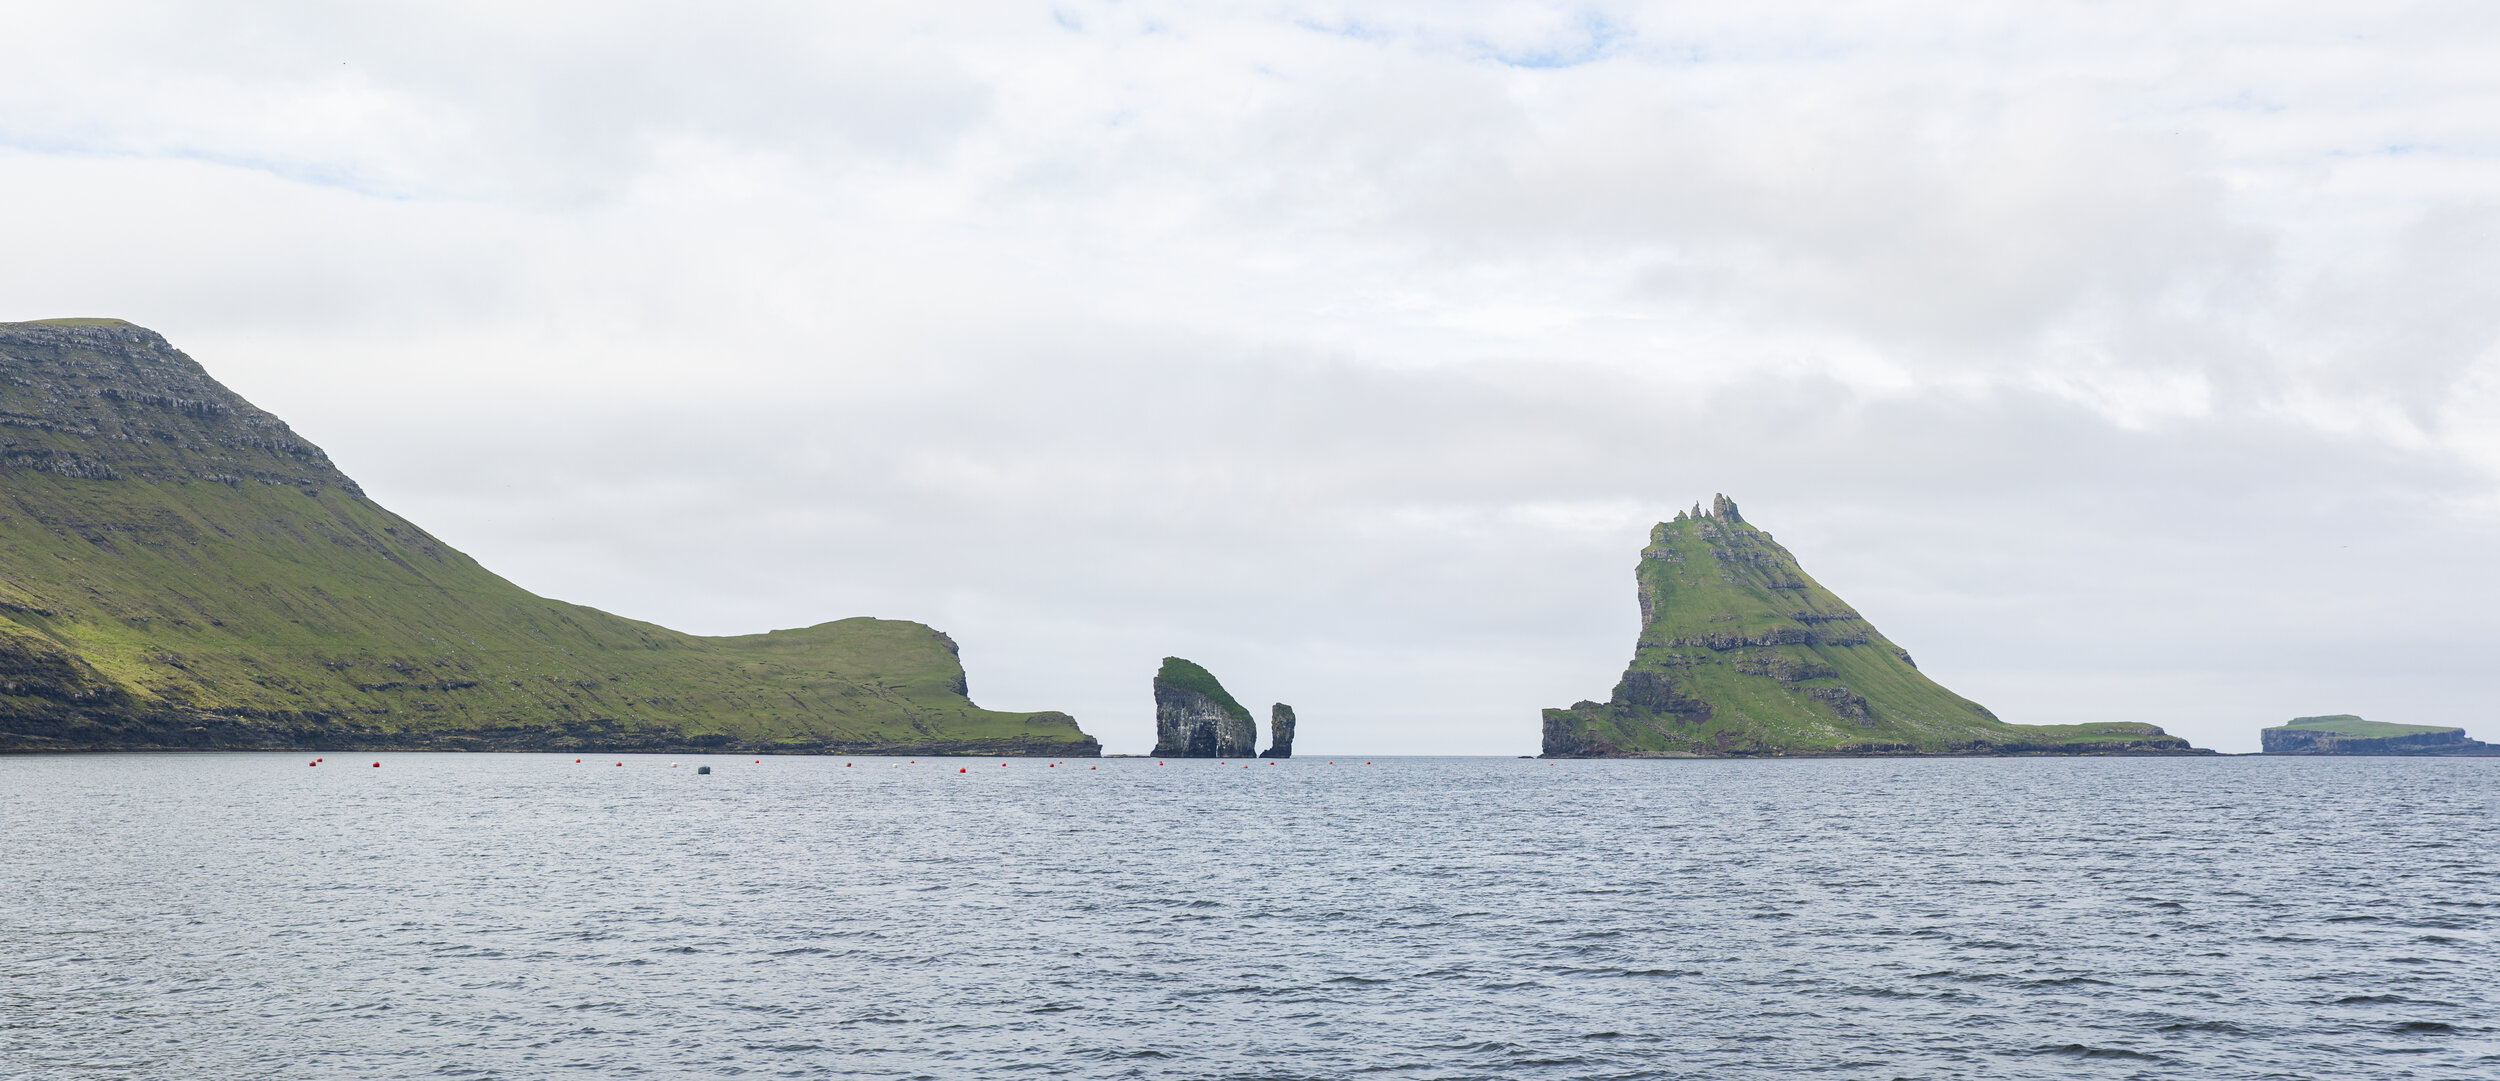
(4, 1, 2499, 756)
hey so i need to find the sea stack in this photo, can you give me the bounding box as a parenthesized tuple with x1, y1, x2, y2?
(1541, 495, 2203, 757)
(1150, 657, 1257, 758)
(1261, 704, 1296, 758)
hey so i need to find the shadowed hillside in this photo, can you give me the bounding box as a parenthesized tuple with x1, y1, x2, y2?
(0, 319, 1096, 755)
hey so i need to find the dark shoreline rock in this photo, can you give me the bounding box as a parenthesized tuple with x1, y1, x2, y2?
(2261, 716, 2498, 756)
(0, 706, 1102, 756)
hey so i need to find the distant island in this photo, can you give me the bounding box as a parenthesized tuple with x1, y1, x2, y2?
(1543, 495, 2205, 757)
(2262, 715, 2496, 756)
(0, 319, 1097, 756)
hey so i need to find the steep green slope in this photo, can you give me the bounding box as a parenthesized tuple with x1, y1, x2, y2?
(0, 319, 1096, 755)
(1542, 495, 2200, 757)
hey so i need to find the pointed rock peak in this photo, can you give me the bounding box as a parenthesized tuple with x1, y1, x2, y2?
(1543, 505, 2204, 758)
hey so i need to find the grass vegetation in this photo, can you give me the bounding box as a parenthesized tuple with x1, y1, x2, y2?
(1153, 656, 1249, 720)
(1544, 510, 2201, 756)
(0, 320, 1093, 754)
(2271, 715, 2458, 738)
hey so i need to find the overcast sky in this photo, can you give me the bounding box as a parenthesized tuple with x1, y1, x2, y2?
(6, 1, 2498, 753)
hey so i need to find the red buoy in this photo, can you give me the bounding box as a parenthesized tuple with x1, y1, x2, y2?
(614, 762, 623, 767)
(308, 761, 316, 767)
(370, 762, 380, 768)
(958, 767, 967, 773)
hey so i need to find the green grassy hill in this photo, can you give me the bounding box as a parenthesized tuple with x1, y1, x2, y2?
(2272, 714, 2455, 738)
(0, 319, 1096, 755)
(1543, 495, 2201, 757)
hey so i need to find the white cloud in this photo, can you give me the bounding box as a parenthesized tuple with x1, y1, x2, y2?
(4, 0, 2500, 753)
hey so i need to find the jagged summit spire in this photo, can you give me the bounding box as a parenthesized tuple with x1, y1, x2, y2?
(1673, 495, 1742, 524)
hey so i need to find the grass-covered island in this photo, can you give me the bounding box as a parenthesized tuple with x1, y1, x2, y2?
(0, 319, 1097, 756)
(2262, 715, 2497, 756)
(1543, 496, 2205, 757)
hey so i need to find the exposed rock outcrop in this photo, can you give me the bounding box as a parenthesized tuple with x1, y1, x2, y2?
(1149, 657, 1256, 757)
(1541, 494, 2205, 757)
(2262, 715, 2498, 756)
(1261, 703, 1295, 758)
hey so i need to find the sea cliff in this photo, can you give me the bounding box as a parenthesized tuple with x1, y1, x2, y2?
(0, 319, 1097, 756)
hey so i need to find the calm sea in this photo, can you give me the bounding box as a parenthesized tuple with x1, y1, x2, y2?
(2, 753, 2493, 1079)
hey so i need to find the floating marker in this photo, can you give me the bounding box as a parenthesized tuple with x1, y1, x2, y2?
(697, 765, 711, 775)
(846, 762, 852, 767)
(959, 767, 967, 773)
(1090, 766, 1097, 770)
(371, 762, 380, 768)
(614, 762, 623, 767)
(308, 761, 317, 767)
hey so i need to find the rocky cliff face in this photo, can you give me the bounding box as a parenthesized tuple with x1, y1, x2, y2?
(1261, 703, 1295, 758)
(1149, 657, 1256, 757)
(2262, 717, 2497, 756)
(0, 319, 1098, 756)
(1542, 494, 2204, 757)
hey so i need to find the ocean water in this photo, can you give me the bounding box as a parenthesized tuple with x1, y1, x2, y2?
(1, 753, 2493, 1080)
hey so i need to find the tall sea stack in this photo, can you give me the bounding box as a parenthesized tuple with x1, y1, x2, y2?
(1261, 704, 1295, 758)
(1150, 657, 1257, 757)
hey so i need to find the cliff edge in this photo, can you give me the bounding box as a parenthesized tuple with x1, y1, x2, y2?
(0, 319, 1097, 755)
(2261, 715, 2497, 756)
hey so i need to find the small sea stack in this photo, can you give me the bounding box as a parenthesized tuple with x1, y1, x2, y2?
(1261, 704, 1296, 758)
(1150, 657, 1257, 758)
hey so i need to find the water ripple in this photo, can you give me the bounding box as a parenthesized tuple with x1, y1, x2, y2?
(1, 754, 2494, 1079)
